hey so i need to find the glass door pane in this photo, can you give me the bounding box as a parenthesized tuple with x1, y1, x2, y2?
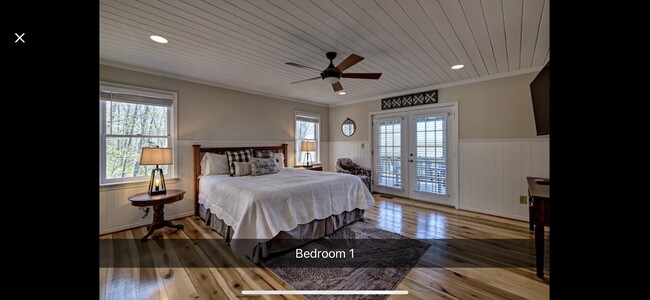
(414, 116, 447, 195)
(377, 119, 402, 188)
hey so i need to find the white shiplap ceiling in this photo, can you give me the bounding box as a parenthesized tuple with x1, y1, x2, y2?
(100, 0, 549, 106)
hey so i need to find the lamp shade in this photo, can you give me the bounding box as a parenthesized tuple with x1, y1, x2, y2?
(301, 141, 316, 152)
(140, 147, 173, 165)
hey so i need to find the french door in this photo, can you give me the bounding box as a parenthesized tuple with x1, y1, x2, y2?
(372, 105, 457, 207)
(373, 113, 408, 198)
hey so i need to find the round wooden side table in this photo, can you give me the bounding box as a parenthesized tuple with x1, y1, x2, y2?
(128, 189, 185, 242)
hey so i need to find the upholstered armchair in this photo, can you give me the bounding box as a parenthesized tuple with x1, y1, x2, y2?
(336, 158, 372, 192)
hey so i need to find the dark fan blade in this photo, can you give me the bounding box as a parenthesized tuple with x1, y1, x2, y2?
(334, 54, 364, 73)
(290, 77, 320, 84)
(332, 81, 343, 92)
(342, 73, 382, 79)
(286, 62, 322, 72)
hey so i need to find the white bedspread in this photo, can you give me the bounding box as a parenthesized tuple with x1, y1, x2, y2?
(198, 168, 374, 246)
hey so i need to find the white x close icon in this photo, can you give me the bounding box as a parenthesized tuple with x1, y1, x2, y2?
(15, 33, 25, 43)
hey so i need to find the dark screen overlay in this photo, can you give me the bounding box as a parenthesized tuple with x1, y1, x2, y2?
(100, 238, 548, 268)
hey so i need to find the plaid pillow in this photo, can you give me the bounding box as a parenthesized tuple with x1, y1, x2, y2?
(225, 149, 252, 175)
(253, 150, 274, 158)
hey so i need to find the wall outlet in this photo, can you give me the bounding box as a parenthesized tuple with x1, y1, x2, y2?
(519, 195, 528, 204)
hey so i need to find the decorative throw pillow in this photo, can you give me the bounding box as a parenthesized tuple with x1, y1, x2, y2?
(253, 149, 274, 158)
(200, 152, 230, 175)
(250, 158, 280, 176)
(273, 152, 285, 168)
(225, 149, 252, 175)
(232, 161, 252, 176)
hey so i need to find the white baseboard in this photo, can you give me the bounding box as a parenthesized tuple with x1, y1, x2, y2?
(99, 211, 194, 235)
(459, 206, 528, 222)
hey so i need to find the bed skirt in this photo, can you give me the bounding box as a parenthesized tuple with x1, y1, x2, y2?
(198, 203, 365, 263)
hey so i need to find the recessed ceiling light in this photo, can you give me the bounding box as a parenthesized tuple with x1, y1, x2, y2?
(338, 91, 346, 95)
(451, 64, 464, 70)
(150, 35, 168, 44)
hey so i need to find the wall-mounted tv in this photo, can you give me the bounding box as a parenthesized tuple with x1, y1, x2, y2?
(530, 61, 549, 135)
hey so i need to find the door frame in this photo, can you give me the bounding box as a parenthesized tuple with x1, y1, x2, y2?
(369, 102, 459, 209)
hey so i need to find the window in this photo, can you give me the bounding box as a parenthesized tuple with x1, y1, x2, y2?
(99, 84, 177, 184)
(295, 111, 320, 166)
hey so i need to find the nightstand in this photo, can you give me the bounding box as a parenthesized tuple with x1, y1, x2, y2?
(129, 189, 185, 241)
(294, 165, 323, 171)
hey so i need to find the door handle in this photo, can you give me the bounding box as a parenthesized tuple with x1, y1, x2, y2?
(409, 159, 414, 163)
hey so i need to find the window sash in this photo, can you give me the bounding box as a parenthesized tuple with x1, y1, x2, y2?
(102, 97, 171, 137)
(104, 137, 170, 182)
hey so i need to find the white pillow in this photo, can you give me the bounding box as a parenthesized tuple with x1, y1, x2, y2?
(200, 152, 230, 175)
(232, 161, 252, 176)
(273, 152, 285, 168)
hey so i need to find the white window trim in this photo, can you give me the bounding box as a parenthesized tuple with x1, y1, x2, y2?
(99, 81, 178, 187)
(295, 110, 321, 166)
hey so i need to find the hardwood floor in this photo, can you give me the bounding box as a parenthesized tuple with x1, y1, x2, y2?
(100, 194, 549, 299)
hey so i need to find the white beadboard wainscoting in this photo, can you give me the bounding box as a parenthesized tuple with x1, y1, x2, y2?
(100, 138, 546, 234)
(99, 140, 324, 235)
(328, 141, 372, 172)
(99, 180, 191, 235)
(459, 138, 549, 220)
(330, 138, 548, 221)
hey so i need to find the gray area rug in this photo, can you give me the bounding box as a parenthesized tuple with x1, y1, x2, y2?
(261, 221, 430, 300)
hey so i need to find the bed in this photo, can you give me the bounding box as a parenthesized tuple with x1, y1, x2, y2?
(192, 144, 374, 262)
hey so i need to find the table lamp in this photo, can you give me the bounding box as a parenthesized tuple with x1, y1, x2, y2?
(301, 141, 316, 167)
(140, 147, 173, 195)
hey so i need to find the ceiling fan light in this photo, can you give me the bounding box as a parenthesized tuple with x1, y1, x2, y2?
(323, 76, 339, 84)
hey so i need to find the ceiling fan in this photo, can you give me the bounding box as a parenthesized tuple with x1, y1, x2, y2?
(286, 52, 382, 92)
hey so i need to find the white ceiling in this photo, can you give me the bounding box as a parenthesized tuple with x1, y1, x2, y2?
(100, 0, 549, 106)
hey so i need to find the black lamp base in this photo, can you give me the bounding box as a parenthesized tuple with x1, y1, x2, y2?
(147, 166, 167, 195)
(305, 152, 313, 167)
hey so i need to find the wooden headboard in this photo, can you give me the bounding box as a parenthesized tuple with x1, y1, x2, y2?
(192, 144, 288, 216)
